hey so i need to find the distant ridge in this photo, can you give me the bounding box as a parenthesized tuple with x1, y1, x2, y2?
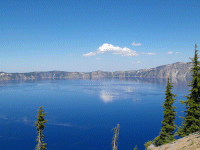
(0, 62, 193, 81)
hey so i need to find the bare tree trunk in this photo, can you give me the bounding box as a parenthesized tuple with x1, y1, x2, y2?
(113, 132, 117, 150)
(37, 130, 42, 150)
(112, 124, 120, 150)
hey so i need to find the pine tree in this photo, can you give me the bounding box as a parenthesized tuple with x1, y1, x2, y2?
(144, 140, 153, 149)
(35, 106, 48, 150)
(133, 145, 137, 150)
(111, 124, 120, 150)
(176, 44, 200, 137)
(152, 77, 177, 146)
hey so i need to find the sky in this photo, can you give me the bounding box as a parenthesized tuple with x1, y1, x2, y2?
(0, 0, 200, 73)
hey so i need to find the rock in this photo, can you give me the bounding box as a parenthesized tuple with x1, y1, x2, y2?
(0, 62, 194, 81)
(147, 131, 200, 150)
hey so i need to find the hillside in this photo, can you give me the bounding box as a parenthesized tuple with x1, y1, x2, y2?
(0, 62, 193, 81)
(147, 131, 200, 150)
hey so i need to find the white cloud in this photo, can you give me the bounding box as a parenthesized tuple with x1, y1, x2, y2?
(148, 53, 156, 55)
(97, 43, 139, 56)
(132, 42, 141, 46)
(83, 52, 96, 56)
(133, 61, 141, 63)
(141, 52, 156, 55)
(167, 51, 173, 54)
(96, 58, 101, 60)
(175, 52, 180, 54)
(83, 43, 139, 57)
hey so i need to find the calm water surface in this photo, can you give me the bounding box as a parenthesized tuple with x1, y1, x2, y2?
(0, 78, 191, 150)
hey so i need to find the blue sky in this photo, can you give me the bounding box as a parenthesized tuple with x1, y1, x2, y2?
(0, 0, 200, 73)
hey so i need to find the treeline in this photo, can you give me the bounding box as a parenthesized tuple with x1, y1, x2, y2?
(34, 45, 200, 150)
(144, 44, 200, 149)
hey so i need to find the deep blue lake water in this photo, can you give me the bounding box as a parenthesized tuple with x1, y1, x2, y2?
(0, 78, 191, 150)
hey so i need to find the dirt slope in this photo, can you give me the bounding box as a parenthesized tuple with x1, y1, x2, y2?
(147, 131, 200, 150)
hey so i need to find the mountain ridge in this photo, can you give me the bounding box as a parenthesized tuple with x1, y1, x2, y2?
(0, 62, 193, 81)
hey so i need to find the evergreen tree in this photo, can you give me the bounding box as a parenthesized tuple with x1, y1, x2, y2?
(152, 77, 177, 146)
(176, 44, 200, 137)
(144, 140, 153, 149)
(133, 145, 137, 150)
(35, 106, 48, 150)
(111, 124, 120, 150)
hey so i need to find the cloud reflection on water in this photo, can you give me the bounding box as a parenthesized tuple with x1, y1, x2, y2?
(85, 77, 191, 103)
(97, 82, 144, 103)
(100, 90, 117, 103)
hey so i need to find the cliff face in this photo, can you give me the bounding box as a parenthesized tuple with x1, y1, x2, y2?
(147, 131, 200, 150)
(128, 62, 192, 78)
(0, 62, 193, 81)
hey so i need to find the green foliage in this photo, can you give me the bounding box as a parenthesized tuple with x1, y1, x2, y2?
(112, 124, 120, 150)
(152, 135, 163, 146)
(34, 106, 48, 150)
(144, 140, 153, 149)
(144, 77, 177, 148)
(152, 77, 177, 146)
(176, 44, 200, 137)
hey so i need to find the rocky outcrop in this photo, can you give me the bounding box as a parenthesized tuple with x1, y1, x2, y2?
(0, 62, 193, 81)
(147, 131, 200, 150)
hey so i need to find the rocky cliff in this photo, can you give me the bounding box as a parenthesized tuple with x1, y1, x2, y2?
(0, 62, 193, 81)
(147, 131, 200, 150)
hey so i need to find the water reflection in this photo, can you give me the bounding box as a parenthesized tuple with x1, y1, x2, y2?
(0, 77, 192, 86)
(0, 77, 193, 150)
(116, 77, 192, 86)
(89, 77, 191, 103)
(0, 77, 192, 104)
(100, 90, 119, 103)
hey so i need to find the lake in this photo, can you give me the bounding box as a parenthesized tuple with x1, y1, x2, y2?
(0, 78, 191, 150)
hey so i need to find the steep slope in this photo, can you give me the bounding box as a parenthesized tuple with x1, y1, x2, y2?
(147, 131, 200, 150)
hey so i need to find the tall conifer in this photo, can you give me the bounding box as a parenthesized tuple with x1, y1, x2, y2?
(152, 77, 177, 146)
(35, 106, 48, 150)
(176, 44, 200, 137)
